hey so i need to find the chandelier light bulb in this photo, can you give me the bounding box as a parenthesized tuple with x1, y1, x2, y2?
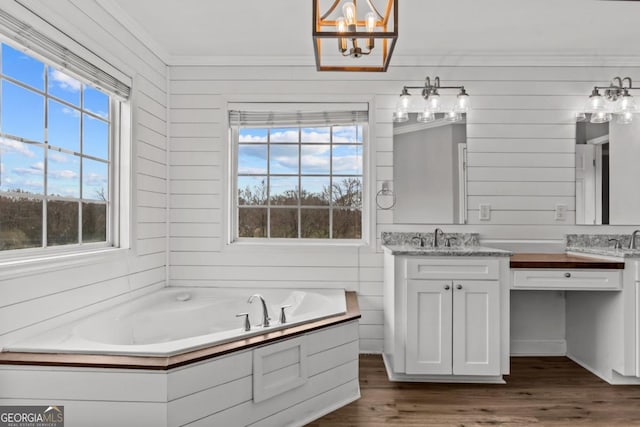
(342, 2, 357, 28)
(445, 110, 461, 122)
(365, 12, 376, 32)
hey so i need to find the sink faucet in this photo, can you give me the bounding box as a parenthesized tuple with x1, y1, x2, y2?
(411, 235, 427, 248)
(433, 228, 444, 248)
(248, 294, 271, 327)
(630, 230, 640, 249)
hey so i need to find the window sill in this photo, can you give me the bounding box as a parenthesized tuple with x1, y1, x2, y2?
(0, 247, 130, 281)
(226, 238, 369, 251)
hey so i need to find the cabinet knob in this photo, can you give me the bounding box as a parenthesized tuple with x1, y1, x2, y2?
(444, 284, 450, 290)
(564, 272, 571, 278)
(456, 284, 463, 290)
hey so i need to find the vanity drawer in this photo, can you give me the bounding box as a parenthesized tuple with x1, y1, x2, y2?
(512, 269, 622, 290)
(406, 258, 499, 280)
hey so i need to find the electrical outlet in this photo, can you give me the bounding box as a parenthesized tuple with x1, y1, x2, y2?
(555, 204, 567, 221)
(479, 204, 491, 221)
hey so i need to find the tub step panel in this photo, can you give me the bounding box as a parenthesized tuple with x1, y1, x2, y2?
(253, 336, 308, 403)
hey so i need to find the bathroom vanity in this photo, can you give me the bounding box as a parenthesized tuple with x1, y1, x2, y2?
(382, 232, 511, 383)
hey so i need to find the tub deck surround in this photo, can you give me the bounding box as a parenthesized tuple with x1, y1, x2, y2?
(510, 253, 625, 269)
(0, 291, 360, 370)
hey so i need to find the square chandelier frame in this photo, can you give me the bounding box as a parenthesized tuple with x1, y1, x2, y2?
(312, 0, 398, 72)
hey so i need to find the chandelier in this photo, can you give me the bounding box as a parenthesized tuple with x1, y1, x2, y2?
(393, 76, 470, 123)
(579, 77, 638, 124)
(312, 0, 398, 72)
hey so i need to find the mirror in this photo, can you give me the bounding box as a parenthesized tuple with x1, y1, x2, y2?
(576, 117, 640, 224)
(392, 113, 467, 224)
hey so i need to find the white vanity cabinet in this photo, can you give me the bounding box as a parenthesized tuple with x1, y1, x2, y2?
(383, 250, 510, 383)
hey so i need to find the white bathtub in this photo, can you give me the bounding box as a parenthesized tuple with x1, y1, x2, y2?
(6, 287, 347, 357)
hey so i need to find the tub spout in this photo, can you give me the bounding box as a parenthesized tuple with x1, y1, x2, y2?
(248, 294, 271, 327)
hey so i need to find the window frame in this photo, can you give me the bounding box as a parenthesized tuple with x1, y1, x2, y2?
(0, 40, 130, 262)
(229, 119, 369, 245)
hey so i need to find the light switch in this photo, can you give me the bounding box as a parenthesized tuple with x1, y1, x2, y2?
(479, 204, 491, 221)
(555, 204, 567, 221)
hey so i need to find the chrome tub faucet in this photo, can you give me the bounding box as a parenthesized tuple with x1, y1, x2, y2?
(248, 294, 271, 327)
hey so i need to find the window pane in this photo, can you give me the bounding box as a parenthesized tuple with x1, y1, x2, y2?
(1, 81, 44, 142)
(270, 176, 298, 206)
(238, 144, 267, 174)
(47, 200, 79, 245)
(83, 86, 109, 119)
(82, 114, 109, 159)
(301, 145, 330, 175)
(239, 128, 267, 143)
(47, 151, 80, 198)
(2, 44, 44, 91)
(238, 176, 267, 205)
(301, 209, 329, 238)
(48, 99, 80, 152)
(333, 209, 361, 239)
(270, 208, 298, 238)
(238, 208, 267, 237)
(333, 145, 362, 175)
(301, 127, 330, 143)
(82, 202, 106, 242)
(333, 177, 362, 208)
(82, 158, 108, 201)
(0, 138, 44, 194)
(269, 127, 298, 143)
(301, 177, 329, 206)
(48, 68, 80, 106)
(333, 125, 363, 143)
(0, 195, 42, 250)
(270, 145, 298, 175)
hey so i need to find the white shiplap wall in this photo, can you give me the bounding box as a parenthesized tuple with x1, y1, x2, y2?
(0, 0, 167, 348)
(168, 62, 639, 353)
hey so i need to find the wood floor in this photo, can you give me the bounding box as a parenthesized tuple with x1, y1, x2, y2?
(308, 355, 640, 427)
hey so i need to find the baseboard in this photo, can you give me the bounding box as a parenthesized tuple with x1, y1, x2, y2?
(510, 339, 566, 356)
(382, 353, 505, 384)
(567, 353, 640, 385)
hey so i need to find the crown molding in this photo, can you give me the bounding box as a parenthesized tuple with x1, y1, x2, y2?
(95, 0, 171, 65)
(168, 52, 640, 68)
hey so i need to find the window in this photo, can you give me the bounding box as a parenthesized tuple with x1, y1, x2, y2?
(231, 111, 367, 241)
(0, 43, 114, 252)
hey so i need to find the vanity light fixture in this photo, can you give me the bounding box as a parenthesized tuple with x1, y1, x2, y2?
(312, 0, 398, 72)
(393, 76, 470, 123)
(580, 77, 638, 124)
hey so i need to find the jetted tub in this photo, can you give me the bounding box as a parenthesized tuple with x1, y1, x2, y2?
(6, 287, 347, 357)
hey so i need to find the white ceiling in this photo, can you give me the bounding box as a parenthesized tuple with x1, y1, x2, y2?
(106, 0, 640, 63)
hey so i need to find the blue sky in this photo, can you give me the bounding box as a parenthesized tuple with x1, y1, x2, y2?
(238, 126, 363, 199)
(0, 43, 109, 200)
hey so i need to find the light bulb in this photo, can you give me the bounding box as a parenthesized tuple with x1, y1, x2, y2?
(619, 91, 636, 113)
(617, 111, 634, 124)
(587, 88, 605, 112)
(365, 12, 376, 32)
(336, 17, 347, 52)
(342, 2, 357, 27)
(456, 88, 470, 112)
(417, 110, 435, 123)
(428, 92, 441, 111)
(590, 111, 611, 124)
(445, 111, 461, 122)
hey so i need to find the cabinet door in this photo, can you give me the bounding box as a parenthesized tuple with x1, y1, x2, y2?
(406, 280, 453, 374)
(452, 281, 500, 376)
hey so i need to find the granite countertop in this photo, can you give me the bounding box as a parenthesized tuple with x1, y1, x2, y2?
(566, 246, 640, 259)
(382, 244, 512, 257)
